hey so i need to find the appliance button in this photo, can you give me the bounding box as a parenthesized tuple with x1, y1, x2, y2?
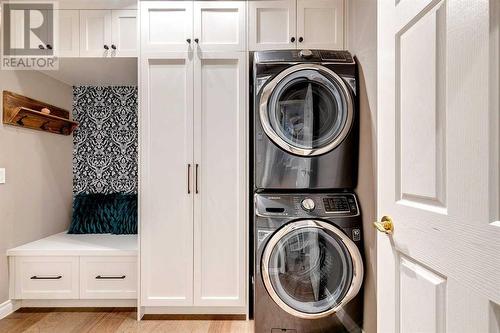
(299, 49, 313, 58)
(301, 198, 315, 212)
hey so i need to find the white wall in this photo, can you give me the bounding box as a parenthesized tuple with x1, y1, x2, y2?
(0, 71, 73, 303)
(347, 1, 378, 332)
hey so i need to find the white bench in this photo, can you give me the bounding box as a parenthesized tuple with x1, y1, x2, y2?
(7, 232, 137, 308)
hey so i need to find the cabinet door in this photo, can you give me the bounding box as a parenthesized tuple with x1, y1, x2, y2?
(248, 0, 296, 51)
(141, 1, 193, 54)
(193, 52, 246, 307)
(140, 53, 194, 306)
(79, 10, 112, 57)
(58, 10, 79, 57)
(193, 1, 245, 52)
(297, 0, 344, 50)
(111, 10, 137, 57)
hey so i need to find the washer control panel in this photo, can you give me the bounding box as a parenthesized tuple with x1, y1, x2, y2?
(255, 193, 359, 217)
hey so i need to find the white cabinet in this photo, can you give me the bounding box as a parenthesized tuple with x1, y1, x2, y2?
(297, 0, 343, 49)
(79, 10, 112, 57)
(194, 1, 245, 52)
(140, 52, 246, 309)
(111, 10, 138, 57)
(248, 0, 344, 50)
(248, 0, 296, 51)
(141, 2, 193, 53)
(193, 52, 246, 306)
(140, 53, 195, 306)
(141, 1, 245, 53)
(58, 10, 80, 57)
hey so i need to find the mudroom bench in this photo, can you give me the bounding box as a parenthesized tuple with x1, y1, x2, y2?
(7, 232, 137, 308)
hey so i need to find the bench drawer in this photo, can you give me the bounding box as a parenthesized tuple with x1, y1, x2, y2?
(14, 256, 79, 299)
(80, 256, 137, 299)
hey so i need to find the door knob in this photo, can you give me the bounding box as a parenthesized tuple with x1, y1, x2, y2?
(373, 216, 394, 234)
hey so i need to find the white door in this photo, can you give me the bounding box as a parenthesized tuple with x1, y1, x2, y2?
(296, 0, 343, 50)
(57, 10, 79, 57)
(111, 10, 137, 57)
(377, 1, 500, 333)
(79, 10, 112, 57)
(140, 1, 193, 54)
(248, 0, 296, 51)
(193, 51, 246, 308)
(193, 1, 245, 52)
(140, 53, 195, 306)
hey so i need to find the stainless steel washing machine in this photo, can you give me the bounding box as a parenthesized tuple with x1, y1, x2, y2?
(254, 192, 364, 333)
(253, 50, 358, 190)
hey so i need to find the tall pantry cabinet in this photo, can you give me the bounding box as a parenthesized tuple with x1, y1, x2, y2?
(139, 1, 246, 312)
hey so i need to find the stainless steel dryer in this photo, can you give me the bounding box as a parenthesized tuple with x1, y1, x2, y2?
(254, 192, 364, 333)
(253, 50, 358, 190)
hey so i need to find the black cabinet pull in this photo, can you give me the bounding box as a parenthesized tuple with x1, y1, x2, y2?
(195, 164, 199, 194)
(31, 275, 62, 280)
(38, 44, 45, 49)
(111, 44, 117, 50)
(194, 38, 199, 43)
(298, 37, 304, 42)
(187, 164, 191, 194)
(95, 275, 126, 280)
(186, 38, 191, 44)
(290, 37, 295, 43)
(46, 44, 52, 50)
(104, 45, 109, 50)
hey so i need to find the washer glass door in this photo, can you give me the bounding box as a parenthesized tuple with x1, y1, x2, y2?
(261, 220, 362, 318)
(259, 64, 353, 156)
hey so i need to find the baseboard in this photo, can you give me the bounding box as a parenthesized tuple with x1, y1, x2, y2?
(19, 299, 137, 308)
(0, 300, 21, 320)
(143, 306, 247, 315)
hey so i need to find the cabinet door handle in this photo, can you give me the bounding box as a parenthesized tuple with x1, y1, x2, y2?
(111, 44, 117, 50)
(38, 44, 45, 49)
(195, 164, 199, 194)
(298, 37, 304, 43)
(186, 38, 191, 44)
(104, 45, 109, 50)
(187, 164, 191, 194)
(290, 37, 295, 43)
(31, 275, 62, 280)
(95, 275, 126, 280)
(194, 38, 199, 44)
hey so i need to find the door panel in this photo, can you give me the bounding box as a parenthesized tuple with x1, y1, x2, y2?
(193, 1, 245, 52)
(58, 10, 79, 57)
(248, 0, 296, 51)
(193, 52, 246, 307)
(140, 54, 194, 306)
(140, 1, 192, 53)
(79, 10, 112, 57)
(378, 0, 500, 332)
(111, 10, 137, 57)
(297, 0, 343, 50)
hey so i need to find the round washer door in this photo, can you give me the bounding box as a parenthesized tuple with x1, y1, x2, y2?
(259, 64, 354, 156)
(261, 219, 363, 319)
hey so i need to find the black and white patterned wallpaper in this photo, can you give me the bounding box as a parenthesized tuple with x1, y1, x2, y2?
(72, 86, 138, 195)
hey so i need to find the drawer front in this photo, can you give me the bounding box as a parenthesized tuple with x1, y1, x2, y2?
(80, 256, 137, 299)
(15, 256, 79, 299)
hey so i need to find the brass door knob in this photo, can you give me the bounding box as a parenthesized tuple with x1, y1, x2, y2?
(373, 216, 394, 234)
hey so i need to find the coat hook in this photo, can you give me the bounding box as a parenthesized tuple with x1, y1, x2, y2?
(17, 115, 28, 126)
(40, 121, 50, 130)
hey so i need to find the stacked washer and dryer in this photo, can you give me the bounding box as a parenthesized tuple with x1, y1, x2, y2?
(251, 50, 364, 333)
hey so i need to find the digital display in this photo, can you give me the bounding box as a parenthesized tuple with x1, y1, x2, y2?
(323, 197, 350, 212)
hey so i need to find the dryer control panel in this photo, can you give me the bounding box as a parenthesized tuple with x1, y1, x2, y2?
(255, 193, 359, 217)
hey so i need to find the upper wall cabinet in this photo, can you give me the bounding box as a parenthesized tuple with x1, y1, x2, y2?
(248, 0, 296, 51)
(58, 10, 80, 57)
(248, 0, 344, 51)
(141, 1, 245, 54)
(75, 9, 137, 57)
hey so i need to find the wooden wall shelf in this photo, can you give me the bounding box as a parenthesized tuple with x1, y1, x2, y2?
(2, 91, 78, 135)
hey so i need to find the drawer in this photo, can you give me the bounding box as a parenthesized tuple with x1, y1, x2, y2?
(80, 256, 137, 299)
(14, 256, 79, 299)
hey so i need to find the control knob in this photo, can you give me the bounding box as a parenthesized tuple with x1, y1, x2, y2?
(301, 198, 315, 212)
(299, 49, 313, 58)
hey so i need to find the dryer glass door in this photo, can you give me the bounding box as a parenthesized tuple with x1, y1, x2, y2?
(259, 64, 354, 156)
(261, 220, 363, 319)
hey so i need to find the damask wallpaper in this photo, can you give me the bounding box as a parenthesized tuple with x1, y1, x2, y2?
(72, 86, 138, 195)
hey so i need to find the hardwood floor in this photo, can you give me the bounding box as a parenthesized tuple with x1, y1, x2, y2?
(0, 309, 254, 333)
